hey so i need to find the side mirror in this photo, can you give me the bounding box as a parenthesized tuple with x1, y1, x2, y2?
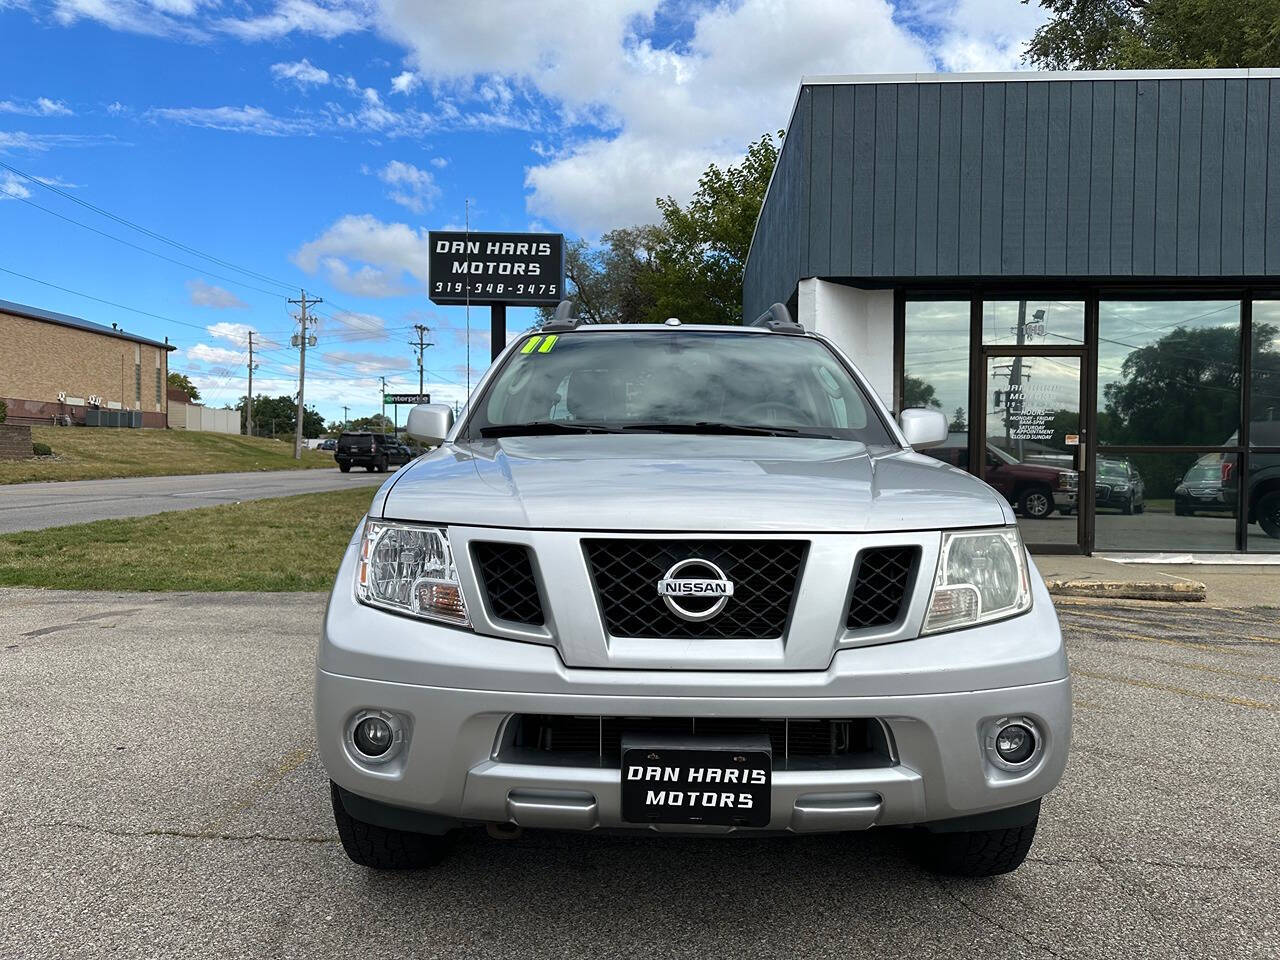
(898, 408, 948, 449)
(405, 403, 454, 445)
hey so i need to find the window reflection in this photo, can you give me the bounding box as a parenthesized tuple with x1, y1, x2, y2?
(1252, 302, 1280, 443)
(902, 300, 969, 434)
(1097, 300, 1241, 446)
(984, 299, 1084, 345)
(1093, 451, 1238, 552)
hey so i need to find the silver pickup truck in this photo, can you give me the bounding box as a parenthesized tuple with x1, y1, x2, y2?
(315, 307, 1071, 877)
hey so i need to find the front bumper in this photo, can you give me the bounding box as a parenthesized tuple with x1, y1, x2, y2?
(316, 539, 1071, 835)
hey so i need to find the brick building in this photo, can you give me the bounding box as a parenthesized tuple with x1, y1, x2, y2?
(0, 298, 175, 428)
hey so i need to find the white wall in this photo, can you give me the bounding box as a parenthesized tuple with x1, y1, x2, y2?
(170, 401, 239, 434)
(796, 279, 895, 407)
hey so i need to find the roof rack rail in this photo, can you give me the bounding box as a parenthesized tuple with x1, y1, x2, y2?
(539, 299, 582, 332)
(749, 302, 805, 335)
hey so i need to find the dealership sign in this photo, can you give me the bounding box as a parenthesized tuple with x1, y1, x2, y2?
(384, 393, 430, 405)
(428, 231, 565, 306)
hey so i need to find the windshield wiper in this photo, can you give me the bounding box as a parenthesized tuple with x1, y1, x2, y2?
(477, 421, 624, 438)
(618, 421, 835, 439)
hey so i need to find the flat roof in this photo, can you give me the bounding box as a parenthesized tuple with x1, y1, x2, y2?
(800, 68, 1280, 86)
(0, 297, 175, 351)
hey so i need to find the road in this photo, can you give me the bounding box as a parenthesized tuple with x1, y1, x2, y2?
(0, 468, 392, 533)
(1, 590, 1277, 959)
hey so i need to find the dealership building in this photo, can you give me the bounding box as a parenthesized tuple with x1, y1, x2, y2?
(745, 69, 1280, 556)
(0, 298, 174, 429)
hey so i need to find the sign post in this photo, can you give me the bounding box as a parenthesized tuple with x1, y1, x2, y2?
(428, 231, 565, 360)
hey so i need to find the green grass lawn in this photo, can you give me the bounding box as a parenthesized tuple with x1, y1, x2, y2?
(0, 487, 373, 590)
(0, 426, 334, 484)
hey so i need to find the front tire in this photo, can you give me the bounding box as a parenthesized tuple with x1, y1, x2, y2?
(1018, 486, 1053, 519)
(1257, 490, 1280, 539)
(330, 782, 451, 870)
(916, 817, 1039, 877)
(338, 463, 351, 473)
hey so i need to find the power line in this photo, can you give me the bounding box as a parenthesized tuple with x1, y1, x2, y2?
(3, 191, 286, 299)
(0, 264, 207, 335)
(0, 159, 298, 293)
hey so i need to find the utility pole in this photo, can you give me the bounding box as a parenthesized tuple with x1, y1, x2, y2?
(289, 290, 321, 459)
(245, 330, 258, 437)
(379, 376, 387, 434)
(342, 405, 349, 430)
(410, 323, 433, 401)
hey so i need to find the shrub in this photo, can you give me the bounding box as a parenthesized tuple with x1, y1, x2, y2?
(0, 398, 7, 423)
(32, 442, 53, 457)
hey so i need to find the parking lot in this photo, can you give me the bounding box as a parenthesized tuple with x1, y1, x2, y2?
(1, 589, 1277, 960)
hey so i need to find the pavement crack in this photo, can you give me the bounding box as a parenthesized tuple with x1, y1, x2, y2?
(25, 820, 338, 846)
(934, 879, 1062, 958)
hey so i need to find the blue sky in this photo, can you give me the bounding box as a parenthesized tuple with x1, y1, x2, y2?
(0, 0, 1044, 423)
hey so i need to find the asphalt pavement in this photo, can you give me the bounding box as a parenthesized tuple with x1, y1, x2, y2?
(1, 590, 1277, 959)
(0, 468, 390, 533)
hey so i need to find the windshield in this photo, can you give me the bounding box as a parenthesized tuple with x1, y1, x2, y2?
(465, 330, 895, 444)
(1098, 460, 1129, 479)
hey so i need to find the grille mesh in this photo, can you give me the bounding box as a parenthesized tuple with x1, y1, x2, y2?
(585, 539, 806, 640)
(472, 542, 544, 626)
(508, 714, 884, 764)
(846, 546, 919, 630)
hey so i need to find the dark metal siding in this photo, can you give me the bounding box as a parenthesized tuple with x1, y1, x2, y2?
(745, 76, 1280, 320)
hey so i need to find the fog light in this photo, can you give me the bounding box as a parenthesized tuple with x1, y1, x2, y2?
(996, 724, 1034, 764)
(985, 716, 1042, 771)
(354, 717, 393, 757)
(348, 710, 405, 764)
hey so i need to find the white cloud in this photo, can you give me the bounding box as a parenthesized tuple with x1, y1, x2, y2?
(206, 321, 254, 344)
(429, 156, 447, 168)
(324, 309, 387, 341)
(369, 159, 439, 214)
(217, 0, 370, 41)
(377, 0, 942, 233)
(0, 96, 73, 116)
(0, 130, 113, 152)
(145, 104, 311, 136)
(293, 214, 431, 298)
(389, 70, 419, 95)
(270, 58, 331, 88)
(0, 171, 32, 200)
(187, 342, 246, 366)
(106, 100, 127, 115)
(905, 0, 1048, 72)
(51, 0, 211, 38)
(187, 278, 249, 309)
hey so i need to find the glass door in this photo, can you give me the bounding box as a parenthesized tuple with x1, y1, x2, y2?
(979, 351, 1086, 552)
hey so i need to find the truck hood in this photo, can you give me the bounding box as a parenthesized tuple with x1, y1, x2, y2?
(377, 435, 1012, 533)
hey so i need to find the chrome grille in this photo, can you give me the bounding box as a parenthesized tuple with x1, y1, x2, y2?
(584, 539, 806, 640)
(846, 546, 919, 630)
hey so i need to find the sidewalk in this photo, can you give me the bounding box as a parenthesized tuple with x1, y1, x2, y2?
(1034, 555, 1278, 608)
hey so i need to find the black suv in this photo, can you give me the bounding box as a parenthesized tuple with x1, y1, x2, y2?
(1223, 421, 1280, 539)
(335, 432, 413, 473)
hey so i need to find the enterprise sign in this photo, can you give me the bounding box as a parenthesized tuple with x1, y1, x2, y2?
(428, 231, 565, 307)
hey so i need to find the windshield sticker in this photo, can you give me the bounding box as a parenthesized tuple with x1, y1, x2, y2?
(538, 334, 558, 352)
(520, 334, 558, 354)
(521, 336, 543, 354)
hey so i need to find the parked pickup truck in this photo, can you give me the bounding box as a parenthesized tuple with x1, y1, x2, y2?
(316, 305, 1071, 878)
(928, 435, 1078, 519)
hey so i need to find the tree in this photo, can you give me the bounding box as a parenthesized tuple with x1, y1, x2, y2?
(1101, 325, 1246, 445)
(949, 407, 968, 431)
(347, 414, 395, 433)
(167, 372, 200, 402)
(234, 394, 324, 439)
(1023, 0, 1280, 70)
(541, 227, 664, 325)
(902, 375, 943, 410)
(646, 133, 781, 326)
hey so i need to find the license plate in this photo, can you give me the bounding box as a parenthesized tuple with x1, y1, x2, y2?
(621, 734, 771, 827)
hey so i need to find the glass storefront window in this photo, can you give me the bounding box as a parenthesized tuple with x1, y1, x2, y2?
(1097, 300, 1241, 446)
(1251, 301, 1280, 445)
(984, 299, 1084, 346)
(902, 300, 970, 438)
(1093, 451, 1238, 552)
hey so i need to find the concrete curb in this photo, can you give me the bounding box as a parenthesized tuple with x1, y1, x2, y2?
(1045, 577, 1206, 602)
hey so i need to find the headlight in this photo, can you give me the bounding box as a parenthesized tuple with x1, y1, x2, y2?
(1112, 482, 1130, 491)
(1058, 471, 1078, 488)
(923, 527, 1032, 634)
(355, 519, 469, 625)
